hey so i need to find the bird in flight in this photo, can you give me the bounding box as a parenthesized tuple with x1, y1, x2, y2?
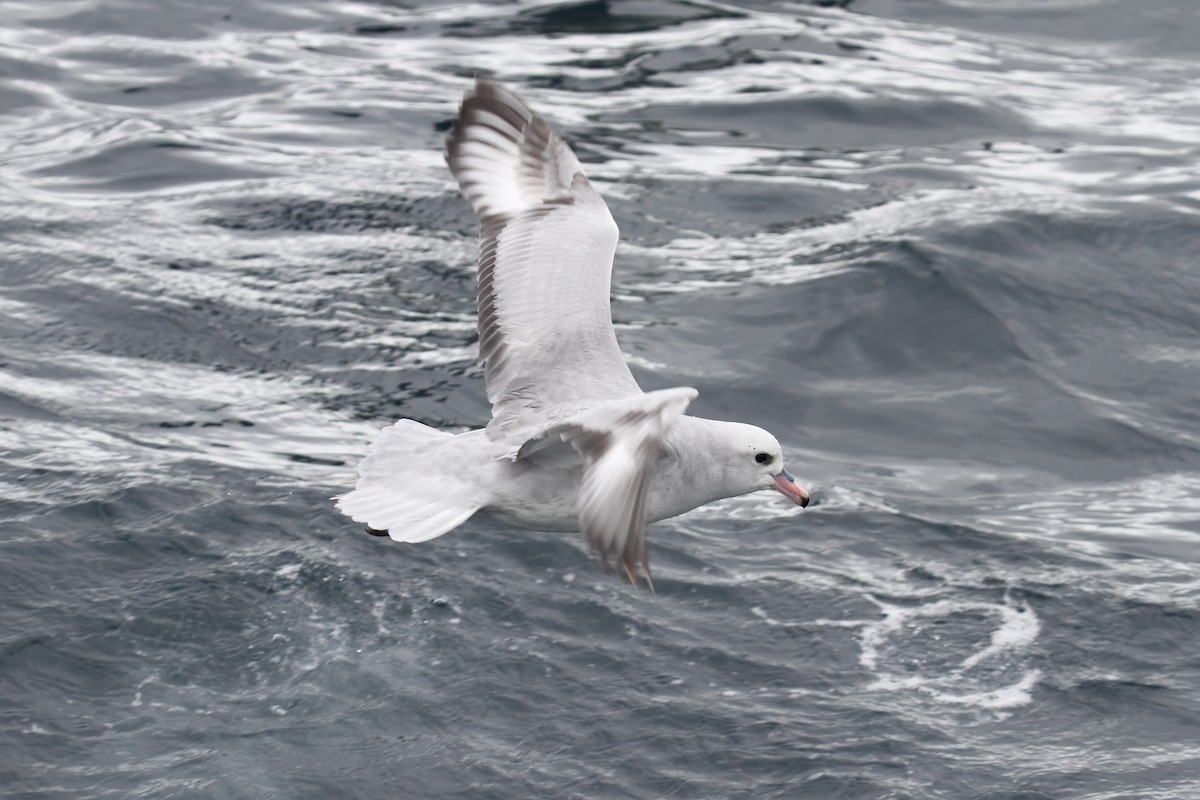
(338, 79, 809, 586)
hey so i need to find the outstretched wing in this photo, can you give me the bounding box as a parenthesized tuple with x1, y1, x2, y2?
(445, 79, 641, 439)
(510, 387, 697, 586)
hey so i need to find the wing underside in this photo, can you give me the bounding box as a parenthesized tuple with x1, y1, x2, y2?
(445, 79, 642, 438)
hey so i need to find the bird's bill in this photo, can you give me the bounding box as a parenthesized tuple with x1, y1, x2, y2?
(773, 469, 810, 508)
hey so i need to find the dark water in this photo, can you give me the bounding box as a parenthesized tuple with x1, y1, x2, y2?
(3, 1, 1199, 797)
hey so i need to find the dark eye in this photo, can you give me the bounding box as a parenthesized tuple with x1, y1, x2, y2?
(755, 452, 772, 465)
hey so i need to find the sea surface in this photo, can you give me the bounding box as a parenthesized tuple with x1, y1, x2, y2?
(2, 1, 1199, 797)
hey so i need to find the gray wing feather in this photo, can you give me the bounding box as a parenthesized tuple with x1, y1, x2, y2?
(446, 79, 641, 439)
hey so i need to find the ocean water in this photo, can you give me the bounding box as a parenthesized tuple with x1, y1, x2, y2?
(2, 1, 1199, 797)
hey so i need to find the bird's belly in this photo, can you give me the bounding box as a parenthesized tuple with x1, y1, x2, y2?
(484, 506, 578, 532)
(485, 462, 583, 532)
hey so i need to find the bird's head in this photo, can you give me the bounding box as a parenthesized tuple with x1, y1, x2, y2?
(711, 422, 809, 507)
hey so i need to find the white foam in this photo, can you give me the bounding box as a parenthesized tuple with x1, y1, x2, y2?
(960, 598, 1040, 671)
(924, 668, 1044, 711)
(858, 593, 1042, 710)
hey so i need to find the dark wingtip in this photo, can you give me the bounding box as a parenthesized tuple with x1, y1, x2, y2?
(444, 76, 533, 173)
(365, 526, 390, 537)
(617, 555, 654, 593)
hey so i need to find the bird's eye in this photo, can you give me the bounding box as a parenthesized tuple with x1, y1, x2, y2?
(755, 452, 772, 465)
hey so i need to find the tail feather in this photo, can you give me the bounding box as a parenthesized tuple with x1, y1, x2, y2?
(336, 419, 481, 543)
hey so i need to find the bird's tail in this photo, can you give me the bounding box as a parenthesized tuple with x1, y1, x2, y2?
(335, 420, 482, 543)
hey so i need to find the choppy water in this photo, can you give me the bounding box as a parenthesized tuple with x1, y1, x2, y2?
(2, 1, 1199, 797)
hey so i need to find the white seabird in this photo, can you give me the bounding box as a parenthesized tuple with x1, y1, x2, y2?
(337, 79, 809, 585)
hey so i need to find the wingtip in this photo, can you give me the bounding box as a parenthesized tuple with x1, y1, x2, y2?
(444, 76, 550, 218)
(641, 561, 656, 594)
(617, 554, 654, 593)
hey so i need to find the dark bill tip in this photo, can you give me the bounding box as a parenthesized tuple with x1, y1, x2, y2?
(773, 469, 810, 508)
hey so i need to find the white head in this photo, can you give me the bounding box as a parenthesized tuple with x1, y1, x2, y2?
(706, 421, 810, 507)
